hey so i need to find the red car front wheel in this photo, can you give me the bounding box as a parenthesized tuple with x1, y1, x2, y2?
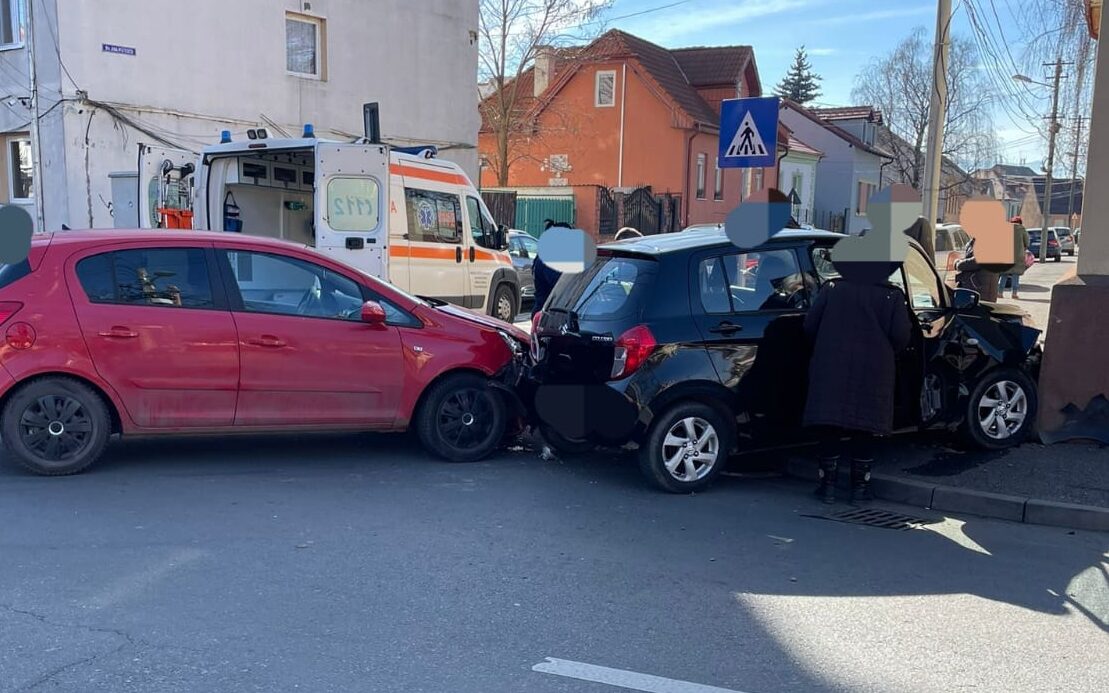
(416, 373, 507, 462)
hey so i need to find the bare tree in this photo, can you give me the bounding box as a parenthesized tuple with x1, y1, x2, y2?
(852, 27, 997, 189)
(478, 0, 610, 186)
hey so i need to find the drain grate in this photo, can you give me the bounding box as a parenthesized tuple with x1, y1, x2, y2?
(813, 507, 931, 531)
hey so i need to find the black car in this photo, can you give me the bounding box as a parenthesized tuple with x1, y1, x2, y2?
(529, 229, 1043, 492)
(507, 230, 538, 306)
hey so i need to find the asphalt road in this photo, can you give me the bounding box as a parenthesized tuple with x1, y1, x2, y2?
(0, 435, 1106, 693)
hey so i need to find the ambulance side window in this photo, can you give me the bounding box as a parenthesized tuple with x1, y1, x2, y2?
(404, 188, 462, 244)
(466, 197, 492, 249)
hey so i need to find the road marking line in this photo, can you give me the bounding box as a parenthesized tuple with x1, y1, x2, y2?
(532, 657, 750, 693)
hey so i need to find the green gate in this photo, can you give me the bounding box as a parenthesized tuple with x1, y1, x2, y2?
(514, 196, 575, 237)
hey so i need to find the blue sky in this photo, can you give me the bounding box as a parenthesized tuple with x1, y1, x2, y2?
(607, 0, 1049, 166)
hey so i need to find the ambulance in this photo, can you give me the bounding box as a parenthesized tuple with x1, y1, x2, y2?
(136, 115, 520, 322)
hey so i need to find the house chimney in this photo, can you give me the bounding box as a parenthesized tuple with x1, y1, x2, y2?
(534, 46, 556, 97)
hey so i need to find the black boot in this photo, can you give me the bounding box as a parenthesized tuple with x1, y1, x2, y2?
(850, 458, 873, 502)
(814, 456, 839, 504)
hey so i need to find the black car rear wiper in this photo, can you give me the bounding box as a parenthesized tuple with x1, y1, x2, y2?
(417, 295, 448, 307)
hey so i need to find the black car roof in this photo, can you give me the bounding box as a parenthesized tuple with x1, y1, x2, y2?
(599, 227, 846, 255)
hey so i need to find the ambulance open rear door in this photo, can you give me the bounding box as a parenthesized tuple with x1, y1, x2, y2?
(314, 142, 390, 281)
(137, 144, 197, 229)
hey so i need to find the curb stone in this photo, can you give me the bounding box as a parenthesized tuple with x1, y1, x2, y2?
(781, 459, 1109, 532)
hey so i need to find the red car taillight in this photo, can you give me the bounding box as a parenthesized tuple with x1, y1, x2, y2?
(0, 302, 22, 326)
(610, 324, 658, 380)
(531, 311, 542, 334)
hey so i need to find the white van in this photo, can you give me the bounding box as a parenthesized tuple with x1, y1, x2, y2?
(137, 134, 520, 322)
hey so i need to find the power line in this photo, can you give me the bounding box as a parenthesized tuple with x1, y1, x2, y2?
(606, 0, 692, 22)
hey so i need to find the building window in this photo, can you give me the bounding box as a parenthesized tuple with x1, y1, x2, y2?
(8, 137, 33, 202)
(696, 153, 706, 200)
(741, 170, 750, 201)
(791, 171, 803, 198)
(753, 168, 763, 191)
(595, 70, 616, 107)
(713, 163, 723, 201)
(0, 0, 21, 49)
(286, 12, 325, 79)
(856, 181, 875, 215)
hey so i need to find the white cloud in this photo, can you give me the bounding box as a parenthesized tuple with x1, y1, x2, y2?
(807, 47, 837, 56)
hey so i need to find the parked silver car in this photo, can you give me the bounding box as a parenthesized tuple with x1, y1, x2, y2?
(1053, 227, 1076, 256)
(507, 230, 538, 305)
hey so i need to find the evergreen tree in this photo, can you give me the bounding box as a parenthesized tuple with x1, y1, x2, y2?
(775, 46, 823, 104)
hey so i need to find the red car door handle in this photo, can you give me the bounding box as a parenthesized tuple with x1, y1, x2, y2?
(98, 327, 138, 339)
(247, 336, 287, 348)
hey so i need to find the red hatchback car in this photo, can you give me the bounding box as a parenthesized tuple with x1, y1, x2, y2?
(0, 230, 529, 475)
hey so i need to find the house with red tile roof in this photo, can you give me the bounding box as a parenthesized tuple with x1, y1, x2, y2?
(478, 29, 790, 236)
(779, 100, 893, 234)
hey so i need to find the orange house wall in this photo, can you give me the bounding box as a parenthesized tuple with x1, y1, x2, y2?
(479, 59, 777, 230)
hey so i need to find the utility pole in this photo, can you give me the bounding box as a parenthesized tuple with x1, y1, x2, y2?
(921, 0, 951, 256)
(24, 0, 46, 232)
(1039, 58, 1065, 262)
(1066, 116, 1086, 227)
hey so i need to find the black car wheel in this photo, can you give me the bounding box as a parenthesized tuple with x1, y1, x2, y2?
(417, 373, 506, 462)
(492, 284, 517, 323)
(639, 402, 732, 493)
(1, 378, 111, 476)
(963, 368, 1037, 450)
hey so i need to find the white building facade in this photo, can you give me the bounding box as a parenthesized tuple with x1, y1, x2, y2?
(0, 0, 480, 230)
(779, 136, 822, 226)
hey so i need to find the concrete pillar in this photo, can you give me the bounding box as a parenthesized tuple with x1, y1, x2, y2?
(1037, 6, 1109, 443)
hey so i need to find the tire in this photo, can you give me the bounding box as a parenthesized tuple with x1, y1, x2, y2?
(1, 377, 111, 476)
(638, 401, 733, 493)
(491, 284, 517, 323)
(963, 368, 1037, 450)
(416, 373, 507, 463)
(538, 423, 595, 456)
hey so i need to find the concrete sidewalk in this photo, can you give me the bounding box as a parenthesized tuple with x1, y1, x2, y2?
(994, 253, 1076, 335)
(778, 433, 1108, 532)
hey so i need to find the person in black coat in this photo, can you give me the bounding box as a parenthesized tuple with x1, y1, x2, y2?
(954, 238, 1000, 302)
(803, 269, 913, 503)
(531, 220, 569, 316)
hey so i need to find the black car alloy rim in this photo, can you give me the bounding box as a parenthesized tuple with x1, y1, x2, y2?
(19, 395, 94, 461)
(438, 388, 496, 449)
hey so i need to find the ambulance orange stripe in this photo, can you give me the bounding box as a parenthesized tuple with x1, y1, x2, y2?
(389, 246, 458, 260)
(388, 245, 511, 265)
(389, 164, 469, 186)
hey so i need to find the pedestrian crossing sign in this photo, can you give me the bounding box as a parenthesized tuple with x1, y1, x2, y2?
(718, 97, 779, 168)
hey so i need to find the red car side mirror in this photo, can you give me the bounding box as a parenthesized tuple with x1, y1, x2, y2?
(360, 300, 387, 327)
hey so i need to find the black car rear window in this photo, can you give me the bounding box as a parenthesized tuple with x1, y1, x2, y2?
(0, 260, 31, 290)
(546, 254, 656, 322)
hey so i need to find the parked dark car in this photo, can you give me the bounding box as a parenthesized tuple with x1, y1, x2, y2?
(507, 230, 538, 307)
(528, 229, 1042, 492)
(1028, 228, 1063, 262)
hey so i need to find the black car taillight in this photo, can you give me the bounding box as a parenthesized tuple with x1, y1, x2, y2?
(610, 324, 657, 380)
